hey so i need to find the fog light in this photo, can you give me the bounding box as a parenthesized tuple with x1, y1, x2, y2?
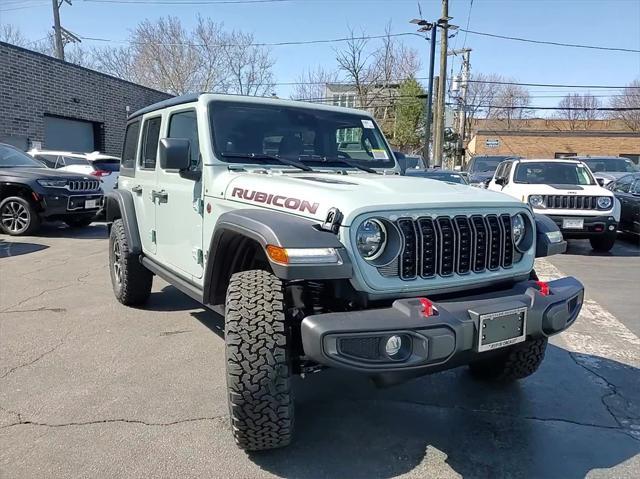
(608, 225, 615, 231)
(385, 335, 402, 357)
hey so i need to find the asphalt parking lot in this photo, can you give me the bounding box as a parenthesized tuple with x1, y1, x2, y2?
(1, 224, 639, 478)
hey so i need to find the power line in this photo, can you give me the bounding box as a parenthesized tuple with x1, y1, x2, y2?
(461, 0, 474, 49)
(460, 28, 640, 53)
(81, 0, 291, 4)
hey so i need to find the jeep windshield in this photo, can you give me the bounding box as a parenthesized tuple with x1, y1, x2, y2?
(514, 161, 596, 185)
(209, 101, 394, 170)
(0, 144, 45, 168)
(582, 157, 639, 173)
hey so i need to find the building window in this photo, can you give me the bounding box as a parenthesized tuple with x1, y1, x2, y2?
(554, 152, 576, 158)
(620, 153, 639, 165)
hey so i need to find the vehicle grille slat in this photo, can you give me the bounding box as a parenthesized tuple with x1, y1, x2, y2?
(67, 180, 100, 191)
(541, 194, 599, 210)
(392, 213, 518, 281)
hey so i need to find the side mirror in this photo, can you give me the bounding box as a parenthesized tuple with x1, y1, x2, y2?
(596, 178, 605, 187)
(495, 177, 507, 186)
(159, 138, 191, 171)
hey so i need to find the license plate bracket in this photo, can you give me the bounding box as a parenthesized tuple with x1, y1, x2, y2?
(476, 307, 527, 352)
(562, 218, 584, 229)
(85, 199, 97, 209)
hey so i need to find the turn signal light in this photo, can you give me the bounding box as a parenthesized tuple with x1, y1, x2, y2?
(266, 245, 289, 265)
(535, 281, 550, 296)
(418, 297, 434, 317)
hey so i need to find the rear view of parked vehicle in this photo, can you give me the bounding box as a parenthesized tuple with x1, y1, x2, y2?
(576, 156, 639, 187)
(29, 149, 120, 194)
(608, 173, 640, 237)
(488, 158, 620, 252)
(0, 143, 103, 235)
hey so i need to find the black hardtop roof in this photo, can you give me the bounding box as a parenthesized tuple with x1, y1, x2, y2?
(128, 93, 201, 120)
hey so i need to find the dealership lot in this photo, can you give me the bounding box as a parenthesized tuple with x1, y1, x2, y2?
(0, 225, 639, 478)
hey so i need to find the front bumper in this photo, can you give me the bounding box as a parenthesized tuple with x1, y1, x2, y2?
(36, 191, 104, 218)
(301, 277, 583, 380)
(546, 214, 617, 238)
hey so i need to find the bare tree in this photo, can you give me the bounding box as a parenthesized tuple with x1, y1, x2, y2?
(609, 79, 640, 131)
(555, 93, 602, 129)
(290, 65, 339, 101)
(490, 82, 531, 128)
(463, 73, 503, 137)
(92, 45, 140, 82)
(0, 24, 29, 46)
(221, 30, 275, 96)
(334, 28, 377, 107)
(192, 16, 229, 93)
(373, 23, 420, 84)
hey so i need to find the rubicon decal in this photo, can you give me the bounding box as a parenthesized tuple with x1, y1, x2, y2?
(231, 187, 319, 214)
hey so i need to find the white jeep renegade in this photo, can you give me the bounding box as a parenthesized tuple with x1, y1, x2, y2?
(106, 94, 584, 451)
(487, 158, 620, 252)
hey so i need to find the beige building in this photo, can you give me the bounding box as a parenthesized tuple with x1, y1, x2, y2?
(466, 119, 640, 164)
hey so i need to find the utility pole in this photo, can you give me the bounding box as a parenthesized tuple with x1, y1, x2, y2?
(52, 0, 65, 60)
(450, 48, 471, 168)
(432, 0, 450, 167)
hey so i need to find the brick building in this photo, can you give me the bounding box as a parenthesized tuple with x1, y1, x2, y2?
(0, 42, 171, 155)
(466, 118, 640, 164)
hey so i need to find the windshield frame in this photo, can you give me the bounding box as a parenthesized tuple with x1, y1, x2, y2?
(0, 144, 46, 168)
(208, 100, 396, 171)
(513, 161, 597, 186)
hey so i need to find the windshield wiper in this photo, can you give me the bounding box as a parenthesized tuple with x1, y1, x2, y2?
(219, 152, 313, 172)
(299, 155, 379, 174)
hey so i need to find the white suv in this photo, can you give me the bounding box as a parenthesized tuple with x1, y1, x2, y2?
(488, 158, 620, 251)
(29, 149, 120, 193)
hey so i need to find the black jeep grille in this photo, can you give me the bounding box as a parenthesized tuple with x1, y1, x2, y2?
(543, 195, 597, 209)
(387, 214, 516, 280)
(68, 179, 100, 191)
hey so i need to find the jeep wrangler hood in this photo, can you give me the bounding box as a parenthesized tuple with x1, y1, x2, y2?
(223, 172, 524, 225)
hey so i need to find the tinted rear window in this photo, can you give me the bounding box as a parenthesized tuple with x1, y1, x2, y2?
(94, 159, 120, 172)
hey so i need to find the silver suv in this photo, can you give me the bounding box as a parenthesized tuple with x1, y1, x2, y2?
(106, 94, 584, 451)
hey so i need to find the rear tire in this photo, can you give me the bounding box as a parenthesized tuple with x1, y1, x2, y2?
(109, 218, 153, 306)
(589, 233, 616, 252)
(225, 269, 293, 451)
(0, 196, 40, 236)
(469, 338, 548, 382)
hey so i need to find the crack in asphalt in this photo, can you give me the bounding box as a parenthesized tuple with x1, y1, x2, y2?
(0, 333, 69, 380)
(0, 415, 227, 430)
(0, 271, 92, 312)
(0, 306, 67, 315)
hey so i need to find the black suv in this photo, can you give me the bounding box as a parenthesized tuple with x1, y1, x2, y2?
(465, 155, 520, 187)
(0, 143, 104, 235)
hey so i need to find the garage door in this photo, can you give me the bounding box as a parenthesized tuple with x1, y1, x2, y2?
(44, 116, 96, 152)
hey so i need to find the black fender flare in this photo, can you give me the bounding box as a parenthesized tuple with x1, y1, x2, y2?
(203, 209, 352, 305)
(105, 190, 142, 255)
(535, 213, 567, 257)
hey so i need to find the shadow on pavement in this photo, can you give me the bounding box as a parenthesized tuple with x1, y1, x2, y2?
(0, 240, 49, 258)
(146, 285, 202, 312)
(251, 345, 640, 478)
(37, 223, 108, 240)
(563, 237, 640, 257)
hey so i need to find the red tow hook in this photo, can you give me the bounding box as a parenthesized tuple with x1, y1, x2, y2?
(535, 281, 550, 296)
(418, 297, 435, 317)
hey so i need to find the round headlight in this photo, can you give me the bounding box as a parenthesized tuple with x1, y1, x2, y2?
(528, 195, 544, 208)
(512, 213, 526, 247)
(597, 196, 612, 209)
(356, 219, 386, 260)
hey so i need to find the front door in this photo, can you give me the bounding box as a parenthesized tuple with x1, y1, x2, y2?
(132, 115, 162, 255)
(155, 106, 204, 279)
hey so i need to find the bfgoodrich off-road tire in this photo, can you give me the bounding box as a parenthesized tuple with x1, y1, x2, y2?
(589, 233, 616, 252)
(109, 219, 153, 306)
(469, 338, 548, 382)
(225, 269, 293, 451)
(0, 196, 40, 236)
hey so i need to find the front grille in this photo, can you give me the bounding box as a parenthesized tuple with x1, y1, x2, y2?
(68, 180, 100, 191)
(543, 195, 597, 210)
(339, 337, 381, 360)
(388, 214, 515, 281)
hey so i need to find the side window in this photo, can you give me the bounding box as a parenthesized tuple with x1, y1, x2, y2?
(167, 110, 200, 170)
(140, 117, 162, 170)
(121, 121, 140, 175)
(614, 177, 632, 193)
(495, 162, 505, 179)
(503, 162, 512, 182)
(631, 180, 640, 194)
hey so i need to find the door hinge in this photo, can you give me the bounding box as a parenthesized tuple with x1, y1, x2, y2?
(193, 198, 204, 214)
(192, 248, 203, 265)
(150, 230, 156, 243)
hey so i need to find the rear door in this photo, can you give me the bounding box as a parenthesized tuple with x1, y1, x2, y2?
(134, 115, 162, 255)
(155, 106, 204, 279)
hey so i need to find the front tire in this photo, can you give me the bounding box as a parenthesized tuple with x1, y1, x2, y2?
(589, 233, 616, 252)
(225, 270, 293, 451)
(109, 218, 153, 306)
(0, 196, 40, 236)
(469, 338, 548, 382)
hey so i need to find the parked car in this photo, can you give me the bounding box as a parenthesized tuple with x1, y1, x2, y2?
(393, 151, 423, 173)
(0, 143, 103, 235)
(608, 172, 640, 237)
(487, 157, 620, 251)
(572, 156, 639, 187)
(29, 149, 120, 193)
(105, 93, 582, 451)
(464, 155, 520, 188)
(404, 168, 468, 184)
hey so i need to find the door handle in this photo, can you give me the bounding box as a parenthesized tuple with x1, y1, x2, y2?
(152, 189, 169, 203)
(131, 185, 143, 195)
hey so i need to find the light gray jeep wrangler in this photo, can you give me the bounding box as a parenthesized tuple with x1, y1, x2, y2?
(106, 94, 584, 451)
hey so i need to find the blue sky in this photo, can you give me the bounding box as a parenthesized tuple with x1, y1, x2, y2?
(2, 0, 639, 105)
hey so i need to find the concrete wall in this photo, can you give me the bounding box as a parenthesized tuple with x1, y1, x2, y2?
(0, 42, 171, 155)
